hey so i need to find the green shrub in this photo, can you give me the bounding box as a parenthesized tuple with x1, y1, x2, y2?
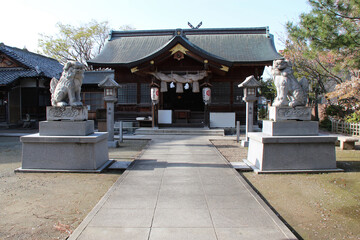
(319, 117, 332, 131)
(325, 105, 345, 118)
(345, 111, 360, 123)
(258, 107, 268, 120)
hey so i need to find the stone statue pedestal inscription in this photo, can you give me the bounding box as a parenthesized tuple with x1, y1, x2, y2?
(269, 106, 312, 121)
(46, 106, 88, 121)
(17, 106, 112, 173)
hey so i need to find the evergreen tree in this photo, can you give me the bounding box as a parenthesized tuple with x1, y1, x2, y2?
(286, 0, 360, 73)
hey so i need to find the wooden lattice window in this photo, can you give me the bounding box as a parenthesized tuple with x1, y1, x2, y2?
(211, 82, 230, 104)
(118, 83, 137, 104)
(83, 92, 104, 111)
(140, 83, 151, 104)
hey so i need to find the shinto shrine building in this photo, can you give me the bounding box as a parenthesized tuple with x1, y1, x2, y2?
(88, 27, 281, 128)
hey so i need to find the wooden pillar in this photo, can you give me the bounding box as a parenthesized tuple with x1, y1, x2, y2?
(204, 104, 209, 128)
(151, 103, 158, 128)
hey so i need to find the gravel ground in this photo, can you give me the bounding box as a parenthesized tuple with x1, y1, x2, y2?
(211, 139, 360, 240)
(0, 137, 148, 240)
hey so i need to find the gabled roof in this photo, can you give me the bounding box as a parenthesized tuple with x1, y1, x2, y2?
(83, 70, 114, 85)
(88, 27, 281, 68)
(239, 75, 261, 88)
(98, 74, 120, 88)
(0, 44, 63, 86)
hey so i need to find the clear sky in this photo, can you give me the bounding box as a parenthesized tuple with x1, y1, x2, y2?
(1, 0, 311, 53)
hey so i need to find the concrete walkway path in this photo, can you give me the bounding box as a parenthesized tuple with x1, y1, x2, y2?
(69, 135, 298, 240)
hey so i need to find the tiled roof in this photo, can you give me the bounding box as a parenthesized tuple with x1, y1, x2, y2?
(83, 70, 114, 85)
(0, 44, 63, 86)
(88, 27, 281, 67)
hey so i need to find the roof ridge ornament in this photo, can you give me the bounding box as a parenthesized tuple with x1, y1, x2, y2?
(188, 22, 202, 29)
(169, 44, 188, 55)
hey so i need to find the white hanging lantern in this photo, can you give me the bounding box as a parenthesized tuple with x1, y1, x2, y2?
(151, 87, 159, 102)
(170, 82, 175, 88)
(202, 87, 211, 104)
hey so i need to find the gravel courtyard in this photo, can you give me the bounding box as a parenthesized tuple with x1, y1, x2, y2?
(0, 137, 148, 240)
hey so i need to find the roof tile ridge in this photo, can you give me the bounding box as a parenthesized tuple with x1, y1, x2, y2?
(1, 45, 35, 70)
(110, 29, 176, 39)
(9, 45, 61, 64)
(183, 27, 269, 35)
(3, 45, 62, 73)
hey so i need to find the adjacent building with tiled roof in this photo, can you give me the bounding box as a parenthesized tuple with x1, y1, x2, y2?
(0, 43, 63, 124)
(88, 27, 281, 128)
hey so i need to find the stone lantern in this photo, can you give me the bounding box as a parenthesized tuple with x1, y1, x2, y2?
(238, 75, 261, 147)
(98, 75, 120, 147)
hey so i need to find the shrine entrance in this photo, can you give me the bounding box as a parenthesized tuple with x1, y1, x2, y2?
(161, 86, 205, 127)
(162, 87, 204, 111)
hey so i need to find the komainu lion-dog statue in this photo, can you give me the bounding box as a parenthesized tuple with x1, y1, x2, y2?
(272, 59, 308, 108)
(50, 61, 85, 107)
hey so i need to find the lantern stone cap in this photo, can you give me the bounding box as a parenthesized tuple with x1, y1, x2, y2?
(238, 75, 261, 88)
(98, 75, 120, 88)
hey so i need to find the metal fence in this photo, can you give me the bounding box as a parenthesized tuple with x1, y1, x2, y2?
(330, 117, 360, 136)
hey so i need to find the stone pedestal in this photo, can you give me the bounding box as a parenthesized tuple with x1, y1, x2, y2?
(19, 133, 111, 172)
(39, 120, 94, 136)
(17, 106, 112, 173)
(245, 106, 342, 173)
(245, 132, 340, 173)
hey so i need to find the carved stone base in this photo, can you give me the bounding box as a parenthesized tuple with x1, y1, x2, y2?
(46, 106, 88, 121)
(262, 120, 318, 136)
(39, 120, 94, 136)
(269, 106, 312, 121)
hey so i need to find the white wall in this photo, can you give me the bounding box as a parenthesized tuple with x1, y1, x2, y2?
(210, 112, 235, 128)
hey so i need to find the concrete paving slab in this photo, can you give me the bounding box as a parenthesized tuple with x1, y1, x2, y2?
(77, 227, 150, 240)
(109, 185, 159, 197)
(162, 168, 199, 177)
(88, 208, 154, 228)
(126, 168, 164, 177)
(68, 134, 298, 240)
(231, 161, 252, 170)
(215, 227, 294, 240)
(121, 175, 162, 186)
(206, 195, 259, 209)
(102, 194, 158, 209)
(199, 175, 243, 186)
(108, 161, 132, 169)
(157, 194, 208, 209)
(211, 208, 278, 228)
(159, 182, 204, 196)
(161, 175, 201, 185)
(149, 228, 217, 240)
(202, 183, 247, 196)
(152, 208, 213, 228)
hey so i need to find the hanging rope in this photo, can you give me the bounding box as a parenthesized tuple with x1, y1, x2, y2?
(149, 71, 207, 93)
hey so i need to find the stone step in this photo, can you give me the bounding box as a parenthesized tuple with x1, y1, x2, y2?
(135, 127, 224, 136)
